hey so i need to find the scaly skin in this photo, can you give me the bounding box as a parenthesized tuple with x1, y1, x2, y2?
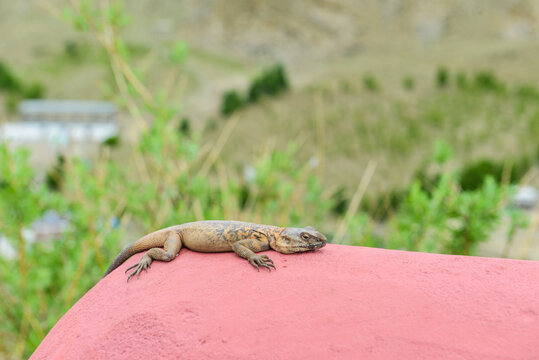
(103, 221, 327, 281)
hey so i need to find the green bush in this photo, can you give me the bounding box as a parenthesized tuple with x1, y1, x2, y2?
(436, 66, 449, 88)
(455, 72, 468, 89)
(220, 90, 245, 116)
(23, 82, 45, 99)
(474, 71, 505, 92)
(5, 94, 19, 114)
(330, 187, 348, 215)
(362, 152, 534, 218)
(402, 76, 415, 91)
(178, 117, 191, 135)
(362, 74, 380, 92)
(359, 189, 406, 221)
(390, 174, 504, 255)
(101, 135, 120, 148)
(0, 61, 21, 92)
(248, 64, 289, 103)
(64, 40, 81, 59)
(460, 159, 502, 191)
(0, 60, 46, 112)
(389, 145, 511, 255)
(459, 158, 531, 191)
(516, 84, 539, 100)
(220, 64, 289, 116)
(45, 155, 66, 191)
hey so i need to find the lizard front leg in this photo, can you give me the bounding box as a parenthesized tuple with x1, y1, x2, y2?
(231, 239, 276, 272)
(126, 232, 182, 281)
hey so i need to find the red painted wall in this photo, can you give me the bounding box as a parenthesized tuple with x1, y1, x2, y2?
(31, 244, 539, 359)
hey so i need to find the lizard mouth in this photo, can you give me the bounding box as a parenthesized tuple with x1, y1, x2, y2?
(308, 241, 326, 250)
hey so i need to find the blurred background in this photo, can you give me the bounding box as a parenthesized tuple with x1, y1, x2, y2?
(1, 1, 538, 358)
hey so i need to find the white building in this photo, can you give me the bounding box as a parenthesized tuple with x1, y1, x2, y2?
(2, 99, 118, 145)
(0, 100, 120, 168)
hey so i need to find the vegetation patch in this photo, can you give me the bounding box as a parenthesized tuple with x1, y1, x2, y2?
(220, 64, 289, 117)
(0, 60, 45, 113)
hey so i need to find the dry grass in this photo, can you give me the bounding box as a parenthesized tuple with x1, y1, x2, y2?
(2, 0, 539, 195)
(211, 70, 539, 195)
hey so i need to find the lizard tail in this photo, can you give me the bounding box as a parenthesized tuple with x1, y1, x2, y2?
(102, 228, 175, 278)
(103, 245, 137, 278)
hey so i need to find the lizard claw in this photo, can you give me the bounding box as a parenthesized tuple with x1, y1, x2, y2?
(249, 255, 276, 272)
(126, 256, 152, 282)
(249, 259, 260, 271)
(125, 263, 138, 273)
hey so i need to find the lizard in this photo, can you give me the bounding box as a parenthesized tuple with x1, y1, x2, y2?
(103, 220, 327, 281)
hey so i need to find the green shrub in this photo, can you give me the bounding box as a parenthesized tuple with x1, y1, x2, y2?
(0, 61, 21, 92)
(0, 60, 46, 112)
(362, 74, 380, 92)
(248, 64, 289, 103)
(101, 135, 120, 148)
(365, 152, 534, 219)
(45, 155, 66, 191)
(220, 90, 245, 116)
(474, 71, 505, 92)
(330, 187, 348, 215)
(220, 64, 289, 117)
(402, 76, 415, 91)
(64, 40, 80, 59)
(178, 117, 190, 135)
(169, 41, 188, 64)
(516, 84, 539, 100)
(23, 82, 45, 99)
(5, 94, 19, 114)
(455, 72, 468, 89)
(459, 158, 531, 191)
(379, 190, 406, 219)
(390, 167, 506, 255)
(436, 66, 449, 88)
(460, 160, 502, 190)
(387, 144, 522, 255)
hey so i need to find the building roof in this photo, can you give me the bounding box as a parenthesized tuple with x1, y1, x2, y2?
(19, 100, 117, 120)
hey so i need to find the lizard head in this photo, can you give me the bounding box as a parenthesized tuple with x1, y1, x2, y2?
(270, 226, 327, 254)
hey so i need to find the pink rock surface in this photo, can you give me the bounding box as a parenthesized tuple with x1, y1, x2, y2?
(31, 244, 539, 360)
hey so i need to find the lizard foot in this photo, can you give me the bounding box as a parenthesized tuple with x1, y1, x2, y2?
(125, 255, 152, 282)
(249, 254, 276, 272)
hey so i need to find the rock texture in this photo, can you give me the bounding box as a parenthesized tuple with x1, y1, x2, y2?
(31, 244, 539, 359)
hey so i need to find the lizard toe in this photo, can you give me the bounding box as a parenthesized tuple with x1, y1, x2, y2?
(255, 256, 273, 272)
(249, 258, 260, 271)
(125, 263, 138, 273)
(127, 268, 138, 282)
(260, 262, 272, 271)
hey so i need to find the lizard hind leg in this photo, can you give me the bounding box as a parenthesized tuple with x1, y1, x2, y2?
(126, 232, 182, 282)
